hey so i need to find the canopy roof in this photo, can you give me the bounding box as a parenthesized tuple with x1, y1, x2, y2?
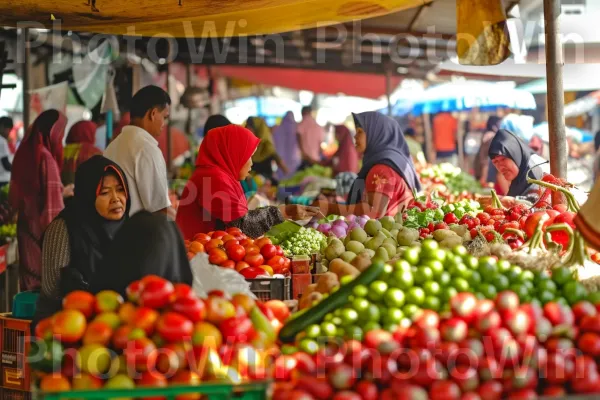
(0, 0, 424, 37)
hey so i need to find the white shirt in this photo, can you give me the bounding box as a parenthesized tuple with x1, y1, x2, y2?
(0, 136, 11, 183)
(104, 125, 171, 215)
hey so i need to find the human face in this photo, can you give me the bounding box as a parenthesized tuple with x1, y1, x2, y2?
(95, 174, 127, 221)
(147, 105, 170, 137)
(239, 157, 253, 180)
(492, 155, 519, 181)
(355, 127, 367, 154)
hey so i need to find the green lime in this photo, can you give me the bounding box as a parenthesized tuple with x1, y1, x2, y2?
(509, 284, 529, 301)
(345, 326, 364, 341)
(537, 290, 555, 304)
(363, 322, 381, 332)
(368, 281, 388, 302)
(563, 281, 588, 305)
(415, 267, 434, 285)
(321, 322, 337, 337)
(340, 275, 355, 285)
(522, 280, 535, 291)
(340, 308, 359, 325)
(439, 271, 452, 286)
(535, 270, 552, 282)
(424, 260, 444, 278)
(468, 271, 482, 286)
(552, 266, 574, 286)
(452, 277, 470, 293)
(519, 270, 535, 283)
(298, 338, 319, 355)
(399, 318, 412, 329)
(423, 296, 441, 311)
(380, 264, 394, 281)
(588, 291, 600, 305)
(406, 287, 426, 305)
(365, 304, 381, 322)
(331, 317, 342, 326)
(479, 283, 497, 300)
(421, 240, 440, 258)
(556, 297, 570, 307)
(506, 266, 522, 283)
(428, 248, 447, 263)
(305, 324, 321, 339)
(444, 254, 462, 269)
(402, 304, 422, 320)
(384, 288, 406, 308)
(479, 263, 498, 281)
(333, 309, 342, 317)
(393, 269, 414, 291)
(394, 260, 412, 272)
(336, 327, 345, 337)
(352, 298, 371, 313)
(464, 255, 479, 270)
(353, 284, 368, 298)
(441, 287, 459, 304)
(383, 323, 399, 332)
(538, 279, 558, 293)
(280, 344, 298, 355)
(475, 292, 486, 300)
(453, 245, 468, 257)
(450, 263, 470, 280)
(403, 247, 421, 266)
(491, 275, 510, 291)
(423, 281, 442, 296)
(497, 259, 511, 272)
(383, 307, 405, 325)
(324, 313, 334, 322)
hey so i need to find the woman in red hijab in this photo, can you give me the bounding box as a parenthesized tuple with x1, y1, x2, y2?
(176, 125, 318, 239)
(10, 110, 68, 291)
(62, 120, 102, 185)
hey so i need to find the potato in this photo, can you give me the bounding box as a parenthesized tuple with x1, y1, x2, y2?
(351, 252, 373, 272)
(449, 224, 468, 237)
(433, 229, 458, 242)
(397, 227, 419, 246)
(329, 258, 360, 278)
(315, 272, 339, 294)
(440, 236, 463, 249)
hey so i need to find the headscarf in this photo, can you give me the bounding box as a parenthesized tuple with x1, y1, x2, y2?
(176, 125, 259, 238)
(92, 211, 193, 297)
(204, 114, 231, 136)
(347, 112, 421, 204)
(488, 129, 545, 197)
(10, 109, 67, 208)
(333, 125, 359, 175)
(66, 121, 97, 144)
(273, 111, 300, 179)
(246, 117, 277, 163)
(63, 121, 102, 185)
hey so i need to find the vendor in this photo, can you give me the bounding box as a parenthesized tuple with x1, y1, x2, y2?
(176, 125, 318, 240)
(323, 125, 359, 177)
(33, 155, 130, 323)
(488, 129, 549, 197)
(245, 117, 288, 182)
(314, 112, 421, 218)
(92, 211, 193, 296)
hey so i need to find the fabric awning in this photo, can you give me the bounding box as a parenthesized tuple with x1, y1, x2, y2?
(213, 66, 402, 99)
(3, 0, 424, 37)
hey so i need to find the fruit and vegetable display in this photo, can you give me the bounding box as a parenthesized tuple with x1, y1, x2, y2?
(418, 163, 483, 202)
(0, 184, 16, 243)
(279, 165, 332, 188)
(184, 227, 291, 278)
(30, 277, 289, 394)
(270, 226, 327, 257)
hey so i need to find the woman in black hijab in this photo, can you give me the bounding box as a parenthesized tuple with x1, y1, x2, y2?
(488, 129, 548, 197)
(91, 211, 193, 297)
(34, 155, 131, 323)
(203, 114, 231, 137)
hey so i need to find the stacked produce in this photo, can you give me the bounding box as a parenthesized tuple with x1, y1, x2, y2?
(274, 289, 600, 399)
(418, 163, 483, 202)
(0, 183, 16, 244)
(185, 228, 290, 278)
(271, 226, 327, 257)
(31, 277, 287, 393)
(279, 165, 332, 187)
(310, 214, 370, 238)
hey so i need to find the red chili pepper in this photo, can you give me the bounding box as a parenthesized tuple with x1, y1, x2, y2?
(470, 228, 478, 239)
(477, 212, 491, 225)
(484, 232, 496, 242)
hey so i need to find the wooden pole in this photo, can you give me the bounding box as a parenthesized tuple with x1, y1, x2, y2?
(543, 0, 567, 191)
(22, 28, 30, 131)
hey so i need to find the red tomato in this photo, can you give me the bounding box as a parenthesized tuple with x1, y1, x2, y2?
(136, 370, 167, 398)
(554, 211, 576, 227)
(139, 278, 175, 309)
(552, 203, 568, 213)
(254, 237, 272, 249)
(169, 371, 201, 399)
(578, 332, 600, 357)
(223, 239, 239, 250)
(173, 283, 194, 300)
(52, 309, 87, 343)
(260, 244, 278, 259)
(523, 211, 551, 239)
(267, 255, 286, 269)
(295, 375, 334, 400)
(477, 212, 491, 225)
(434, 222, 449, 231)
(156, 312, 193, 342)
(276, 246, 284, 256)
(477, 380, 503, 400)
(235, 261, 250, 272)
(355, 380, 378, 400)
(240, 266, 265, 279)
(219, 316, 256, 344)
(212, 230, 227, 239)
(244, 245, 261, 256)
(62, 291, 96, 319)
(429, 381, 461, 400)
(244, 253, 264, 268)
(444, 213, 459, 224)
(226, 244, 246, 262)
(208, 248, 229, 265)
(484, 232, 495, 242)
(221, 260, 235, 269)
(172, 296, 206, 322)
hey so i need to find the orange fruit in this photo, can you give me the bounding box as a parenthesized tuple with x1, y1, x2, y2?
(205, 239, 224, 251)
(189, 241, 205, 253)
(40, 374, 71, 392)
(255, 237, 272, 249)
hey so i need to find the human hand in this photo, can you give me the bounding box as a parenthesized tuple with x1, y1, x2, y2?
(63, 184, 75, 198)
(281, 205, 320, 221)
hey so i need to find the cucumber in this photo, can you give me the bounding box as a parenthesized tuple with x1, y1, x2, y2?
(278, 261, 385, 343)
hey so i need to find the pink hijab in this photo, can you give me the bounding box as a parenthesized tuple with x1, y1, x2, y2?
(333, 125, 359, 175)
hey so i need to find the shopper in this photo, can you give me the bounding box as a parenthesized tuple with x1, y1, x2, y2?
(104, 85, 171, 215)
(404, 127, 426, 166)
(432, 112, 458, 164)
(61, 120, 102, 186)
(314, 112, 421, 218)
(176, 125, 317, 239)
(488, 129, 548, 197)
(10, 110, 68, 291)
(325, 125, 359, 176)
(92, 211, 193, 297)
(33, 155, 130, 323)
(297, 106, 325, 169)
(475, 116, 501, 186)
(246, 116, 288, 182)
(0, 116, 13, 187)
(273, 111, 301, 180)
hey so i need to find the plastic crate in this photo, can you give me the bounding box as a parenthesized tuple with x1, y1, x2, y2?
(247, 278, 290, 301)
(0, 313, 32, 392)
(34, 381, 270, 400)
(1, 387, 32, 400)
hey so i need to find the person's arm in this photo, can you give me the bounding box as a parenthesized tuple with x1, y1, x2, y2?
(222, 206, 285, 239)
(136, 149, 171, 213)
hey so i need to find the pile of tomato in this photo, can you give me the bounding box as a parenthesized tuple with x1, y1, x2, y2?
(185, 228, 291, 279)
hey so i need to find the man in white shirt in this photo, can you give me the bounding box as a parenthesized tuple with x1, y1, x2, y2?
(104, 85, 171, 215)
(0, 117, 13, 187)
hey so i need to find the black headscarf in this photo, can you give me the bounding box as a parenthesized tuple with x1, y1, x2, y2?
(91, 211, 193, 297)
(59, 155, 131, 295)
(488, 129, 545, 197)
(204, 114, 231, 137)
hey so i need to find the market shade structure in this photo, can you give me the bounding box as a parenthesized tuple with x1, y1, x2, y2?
(0, 0, 424, 37)
(532, 122, 593, 144)
(410, 81, 537, 116)
(564, 91, 600, 118)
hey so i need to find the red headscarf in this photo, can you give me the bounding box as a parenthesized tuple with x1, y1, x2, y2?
(334, 125, 359, 175)
(176, 125, 259, 239)
(66, 120, 97, 144)
(10, 110, 67, 207)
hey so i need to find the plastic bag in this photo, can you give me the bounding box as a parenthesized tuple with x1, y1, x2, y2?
(190, 253, 256, 298)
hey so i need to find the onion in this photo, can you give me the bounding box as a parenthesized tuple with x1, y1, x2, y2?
(309, 221, 319, 229)
(346, 214, 357, 223)
(319, 223, 332, 234)
(332, 219, 348, 229)
(331, 225, 347, 238)
(347, 222, 360, 230)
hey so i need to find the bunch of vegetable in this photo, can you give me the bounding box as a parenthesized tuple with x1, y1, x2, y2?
(403, 199, 481, 231)
(310, 215, 370, 238)
(279, 165, 332, 187)
(418, 163, 483, 202)
(276, 227, 327, 257)
(0, 223, 16, 243)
